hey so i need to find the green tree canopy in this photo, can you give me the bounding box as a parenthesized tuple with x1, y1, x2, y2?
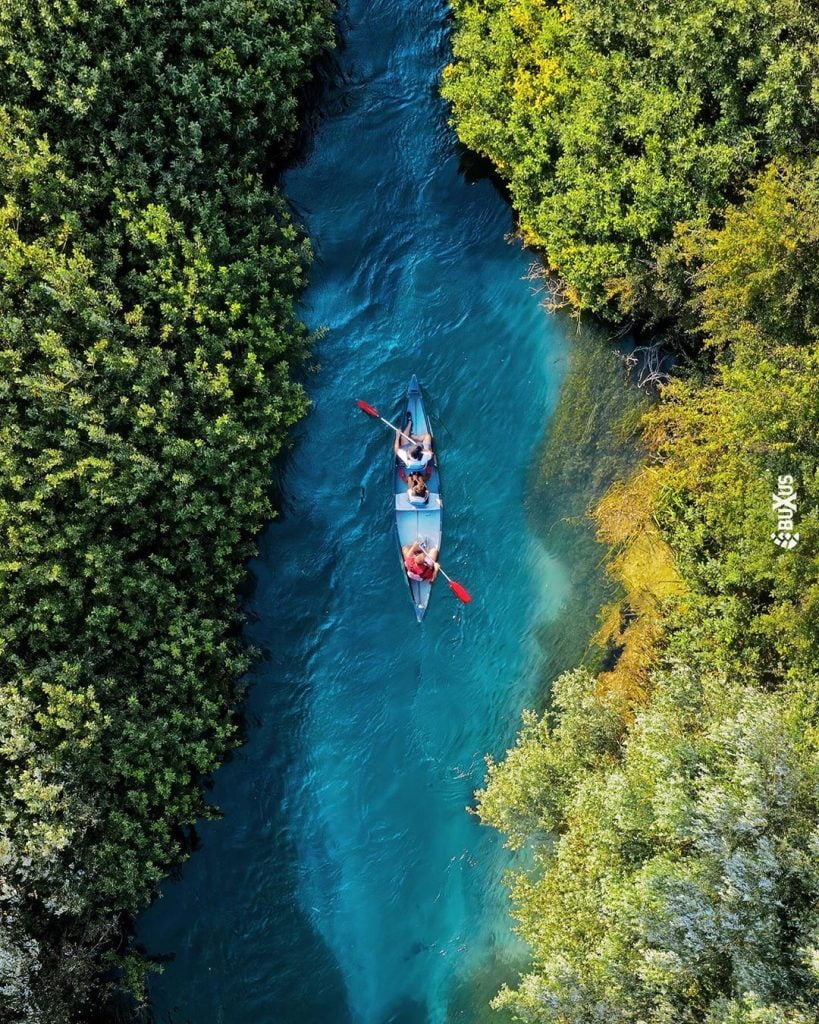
(481, 666, 819, 1023)
(0, 2, 333, 1020)
(443, 0, 819, 316)
(449, 7, 819, 1016)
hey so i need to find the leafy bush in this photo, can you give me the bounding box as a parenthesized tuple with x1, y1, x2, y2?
(481, 667, 819, 1023)
(448, 5, 819, 1018)
(0, 2, 333, 1020)
(443, 0, 819, 316)
(648, 160, 819, 689)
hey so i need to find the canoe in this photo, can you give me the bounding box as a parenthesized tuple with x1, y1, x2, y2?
(394, 375, 443, 621)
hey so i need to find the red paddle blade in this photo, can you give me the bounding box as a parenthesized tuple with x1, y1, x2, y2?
(448, 580, 472, 604)
(356, 399, 380, 418)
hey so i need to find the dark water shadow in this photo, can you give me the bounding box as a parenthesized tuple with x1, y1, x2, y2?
(454, 143, 513, 205)
(272, 4, 354, 178)
(526, 312, 651, 706)
(127, 536, 355, 1024)
(445, 946, 528, 1024)
(380, 997, 428, 1024)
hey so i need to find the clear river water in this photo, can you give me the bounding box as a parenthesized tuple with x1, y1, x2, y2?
(136, 1, 606, 1021)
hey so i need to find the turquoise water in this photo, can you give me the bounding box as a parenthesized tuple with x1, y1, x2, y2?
(137, 2, 576, 1021)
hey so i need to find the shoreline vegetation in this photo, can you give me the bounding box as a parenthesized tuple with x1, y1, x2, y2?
(0, 2, 334, 1020)
(444, 1, 819, 1021)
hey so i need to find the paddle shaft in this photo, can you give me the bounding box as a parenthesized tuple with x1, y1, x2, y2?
(381, 416, 416, 446)
(419, 544, 472, 603)
(382, 415, 430, 449)
(418, 544, 449, 581)
(356, 401, 428, 448)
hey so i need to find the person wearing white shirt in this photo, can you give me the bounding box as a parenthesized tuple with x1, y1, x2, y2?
(407, 472, 430, 506)
(394, 413, 433, 474)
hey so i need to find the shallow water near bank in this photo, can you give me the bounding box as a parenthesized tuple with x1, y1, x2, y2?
(136, 2, 608, 1021)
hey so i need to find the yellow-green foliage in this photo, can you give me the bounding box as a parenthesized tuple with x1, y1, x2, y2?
(459, 11, 819, 1017)
(477, 670, 626, 850)
(646, 161, 819, 688)
(674, 160, 819, 353)
(480, 666, 819, 1023)
(594, 469, 684, 706)
(476, 157, 819, 1023)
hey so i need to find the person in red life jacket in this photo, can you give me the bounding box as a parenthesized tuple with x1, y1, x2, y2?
(401, 539, 439, 583)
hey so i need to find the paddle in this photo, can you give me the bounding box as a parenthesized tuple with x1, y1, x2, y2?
(358, 398, 470, 605)
(419, 544, 472, 605)
(356, 399, 417, 446)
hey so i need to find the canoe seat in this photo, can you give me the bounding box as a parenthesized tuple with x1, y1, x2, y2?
(394, 492, 441, 512)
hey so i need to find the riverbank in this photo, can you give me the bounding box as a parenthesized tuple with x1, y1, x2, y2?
(444, 1, 819, 1019)
(0, 3, 334, 1018)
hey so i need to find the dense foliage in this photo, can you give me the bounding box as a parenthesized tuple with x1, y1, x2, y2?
(647, 161, 819, 690)
(443, 0, 819, 316)
(0, 1, 333, 1020)
(447, 2, 819, 1021)
(481, 666, 819, 1023)
(476, 160, 819, 1021)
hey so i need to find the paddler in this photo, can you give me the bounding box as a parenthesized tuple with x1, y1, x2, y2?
(402, 540, 440, 583)
(407, 472, 430, 506)
(394, 413, 434, 475)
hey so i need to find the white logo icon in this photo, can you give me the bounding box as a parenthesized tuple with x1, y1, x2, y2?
(772, 475, 799, 550)
(771, 530, 800, 550)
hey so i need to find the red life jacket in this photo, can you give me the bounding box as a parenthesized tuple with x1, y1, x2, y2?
(404, 554, 433, 581)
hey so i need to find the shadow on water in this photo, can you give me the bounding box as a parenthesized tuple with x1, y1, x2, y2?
(525, 313, 651, 706)
(134, 852, 353, 1024)
(141, 863, 354, 1024)
(445, 946, 528, 1024)
(381, 998, 428, 1024)
(135, 585, 354, 1024)
(280, 6, 354, 176)
(455, 143, 513, 203)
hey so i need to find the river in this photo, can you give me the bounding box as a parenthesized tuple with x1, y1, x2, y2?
(137, 1, 587, 1021)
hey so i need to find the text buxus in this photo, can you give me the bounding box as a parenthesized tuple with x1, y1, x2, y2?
(771, 474, 799, 550)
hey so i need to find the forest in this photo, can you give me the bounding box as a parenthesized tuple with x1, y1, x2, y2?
(0, 1, 333, 1020)
(445, 1, 819, 1021)
(4, 0, 819, 1020)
